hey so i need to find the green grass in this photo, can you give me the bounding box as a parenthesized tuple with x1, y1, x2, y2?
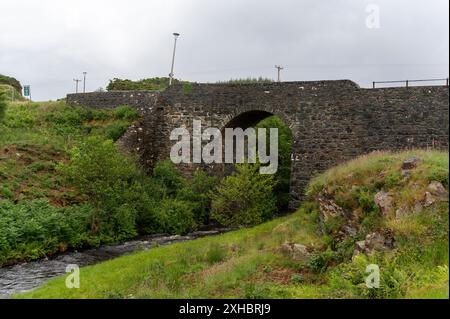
(17, 150, 449, 299)
(17, 209, 324, 298)
(0, 101, 139, 205)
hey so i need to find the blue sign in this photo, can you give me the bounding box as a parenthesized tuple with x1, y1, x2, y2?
(23, 85, 30, 97)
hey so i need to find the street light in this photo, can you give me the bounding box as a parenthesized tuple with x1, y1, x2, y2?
(73, 79, 81, 93)
(82, 72, 87, 93)
(169, 32, 180, 86)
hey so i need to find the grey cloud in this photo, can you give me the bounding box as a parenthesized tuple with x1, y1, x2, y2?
(0, 0, 448, 100)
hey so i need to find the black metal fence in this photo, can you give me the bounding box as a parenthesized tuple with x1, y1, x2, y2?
(372, 78, 449, 88)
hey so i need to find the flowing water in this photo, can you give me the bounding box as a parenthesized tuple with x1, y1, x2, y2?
(0, 229, 229, 298)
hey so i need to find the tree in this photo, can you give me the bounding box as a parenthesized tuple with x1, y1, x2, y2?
(210, 163, 277, 227)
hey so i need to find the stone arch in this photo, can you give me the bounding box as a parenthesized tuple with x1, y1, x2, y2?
(218, 106, 296, 133)
(211, 108, 297, 211)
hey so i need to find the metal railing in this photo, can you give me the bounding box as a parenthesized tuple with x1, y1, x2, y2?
(372, 78, 449, 88)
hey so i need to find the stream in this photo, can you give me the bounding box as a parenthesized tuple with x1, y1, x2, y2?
(0, 229, 230, 298)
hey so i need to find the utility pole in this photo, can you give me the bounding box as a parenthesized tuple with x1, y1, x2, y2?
(82, 72, 87, 93)
(169, 32, 180, 86)
(275, 65, 284, 82)
(73, 79, 81, 93)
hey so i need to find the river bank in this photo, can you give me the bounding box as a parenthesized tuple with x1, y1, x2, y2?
(0, 229, 230, 298)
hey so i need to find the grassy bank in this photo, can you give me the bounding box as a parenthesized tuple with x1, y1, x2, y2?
(17, 150, 449, 299)
(0, 99, 293, 266)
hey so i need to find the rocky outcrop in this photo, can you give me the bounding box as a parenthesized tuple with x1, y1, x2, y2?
(353, 230, 395, 258)
(395, 181, 448, 219)
(424, 181, 449, 206)
(318, 195, 346, 222)
(374, 191, 394, 216)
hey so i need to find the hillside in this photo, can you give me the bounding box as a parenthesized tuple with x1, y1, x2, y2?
(17, 150, 449, 299)
(0, 74, 24, 101)
(0, 100, 144, 265)
(0, 84, 25, 102)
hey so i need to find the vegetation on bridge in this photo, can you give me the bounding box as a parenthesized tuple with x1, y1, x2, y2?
(106, 77, 183, 91)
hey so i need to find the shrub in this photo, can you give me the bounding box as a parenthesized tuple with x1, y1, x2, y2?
(0, 74, 22, 93)
(210, 163, 277, 227)
(60, 137, 141, 239)
(256, 116, 293, 211)
(177, 170, 217, 224)
(0, 200, 92, 265)
(155, 199, 197, 235)
(105, 122, 130, 141)
(113, 105, 140, 121)
(308, 249, 338, 273)
(328, 253, 408, 299)
(152, 160, 186, 198)
(106, 77, 182, 91)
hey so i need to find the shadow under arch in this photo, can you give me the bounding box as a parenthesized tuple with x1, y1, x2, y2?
(208, 109, 294, 212)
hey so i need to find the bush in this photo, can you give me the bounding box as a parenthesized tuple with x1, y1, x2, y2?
(328, 253, 408, 299)
(113, 105, 140, 121)
(105, 122, 130, 141)
(210, 163, 277, 227)
(0, 74, 22, 93)
(177, 170, 217, 224)
(308, 249, 338, 273)
(0, 200, 92, 265)
(106, 77, 182, 91)
(256, 116, 293, 211)
(60, 136, 141, 240)
(152, 160, 186, 198)
(155, 199, 197, 235)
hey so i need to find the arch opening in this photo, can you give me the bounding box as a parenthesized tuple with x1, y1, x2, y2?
(215, 110, 294, 213)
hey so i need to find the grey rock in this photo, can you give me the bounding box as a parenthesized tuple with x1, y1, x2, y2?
(353, 231, 394, 257)
(401, 157, 422, 170)
(281, 242, 310, 262)
(374, 191, 394, 216)
(318, 196, 345, 222)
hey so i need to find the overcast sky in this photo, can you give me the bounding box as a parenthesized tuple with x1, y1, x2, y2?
(0, 0, 448, 101)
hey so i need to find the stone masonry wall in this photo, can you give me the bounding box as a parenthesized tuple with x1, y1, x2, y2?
(67, 81, 449, 210)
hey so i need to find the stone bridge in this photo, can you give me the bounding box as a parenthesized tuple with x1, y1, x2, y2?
(67, 80, 449, 209)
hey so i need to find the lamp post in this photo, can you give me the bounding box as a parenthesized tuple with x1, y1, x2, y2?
(82, 72, 87, 93)
(169, 32, 180, 86)
(73, 79, 81, 93)
(275, 65, 284, 82)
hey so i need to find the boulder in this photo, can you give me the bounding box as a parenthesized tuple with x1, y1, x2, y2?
(281, 242, 310, 262)
(401, 157, 421, 170)
(374, 191, 394, 216)
(424, 181, 449, 206)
